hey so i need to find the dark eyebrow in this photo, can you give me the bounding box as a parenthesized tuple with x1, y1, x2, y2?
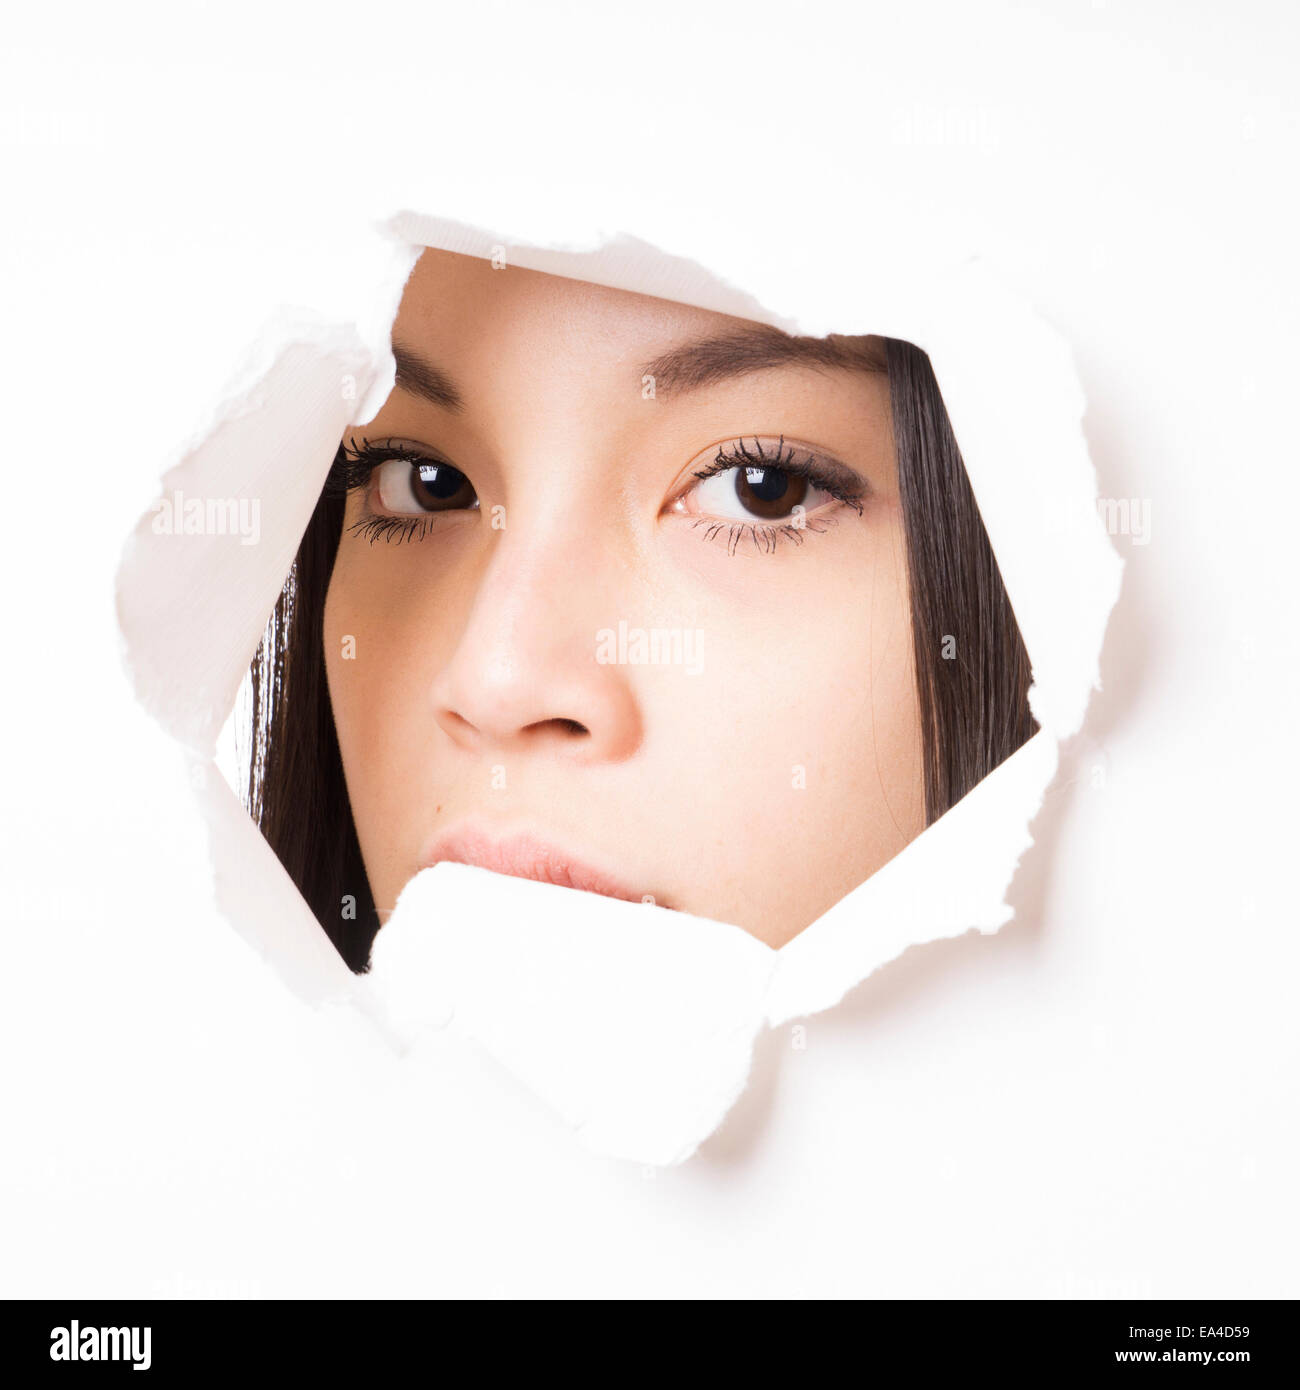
(391, 342, 465, 413)
(640, 325, 887, 395)
(389, 328, 883, 410)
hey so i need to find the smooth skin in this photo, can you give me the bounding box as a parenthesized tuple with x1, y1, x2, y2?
(324, 248, 924, 947)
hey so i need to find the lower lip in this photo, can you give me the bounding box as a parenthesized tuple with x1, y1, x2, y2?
(423, 830, 652, 905)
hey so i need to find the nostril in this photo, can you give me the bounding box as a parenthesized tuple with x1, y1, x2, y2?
(542, 717, 589, 737)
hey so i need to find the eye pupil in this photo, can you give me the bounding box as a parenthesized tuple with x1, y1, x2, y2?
(736, 465, 807, 518)
(412, 462, 475, 510)
(741, 466, 786, 502)
(417, 463, 464, 499)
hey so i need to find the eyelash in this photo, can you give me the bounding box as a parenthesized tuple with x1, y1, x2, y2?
(326, 439, 452, 545)
(326, 434, 865, 552)
(687, 436, 864, 555)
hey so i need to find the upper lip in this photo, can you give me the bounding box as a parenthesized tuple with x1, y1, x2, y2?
(421, 824, 660, 907)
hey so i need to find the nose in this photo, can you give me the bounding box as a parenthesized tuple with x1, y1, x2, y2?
(430, 526, 643, 764)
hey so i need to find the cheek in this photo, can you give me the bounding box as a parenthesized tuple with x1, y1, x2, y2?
(322, 561, 371, 812)
(325, 537, 449, 742)
(322, 555, 434, 899)
(323, 557, 371, 765)
(654, 507, 923, 935)
(679, 507, 918, 772)
(805, 514, 923, 836)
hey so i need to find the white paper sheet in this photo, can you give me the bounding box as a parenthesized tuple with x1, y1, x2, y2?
(115, 212, 1123, 1164)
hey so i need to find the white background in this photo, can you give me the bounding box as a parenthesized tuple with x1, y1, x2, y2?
(2, 0, 1297, 1296)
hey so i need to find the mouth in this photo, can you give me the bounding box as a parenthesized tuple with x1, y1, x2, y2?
(421, 825, 665, 908)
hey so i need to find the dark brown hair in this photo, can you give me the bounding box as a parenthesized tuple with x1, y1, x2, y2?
(245, 337, 1036, 973)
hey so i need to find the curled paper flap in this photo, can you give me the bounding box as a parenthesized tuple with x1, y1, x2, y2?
(116, 322, 377, 757)
(115, 212, 1123, 1164)
(371, 863, 776, 1166)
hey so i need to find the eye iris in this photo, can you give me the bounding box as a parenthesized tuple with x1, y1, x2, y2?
(736, 465, 807, 519)
(412, 462, 475, 510)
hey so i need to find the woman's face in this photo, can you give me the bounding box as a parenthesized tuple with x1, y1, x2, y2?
(323, 248, 924, 948)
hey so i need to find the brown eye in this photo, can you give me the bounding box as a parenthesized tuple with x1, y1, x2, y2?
(410, 462, 477, 510)
(733, 466, 809, 520)
(667, 436, 867, 554)
(376, 458, 479, 514)
(674, 457, 838, 526)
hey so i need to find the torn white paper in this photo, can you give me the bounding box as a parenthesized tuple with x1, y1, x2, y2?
(371, 862, 776, 1166)
(114, 212, 1123, 1166)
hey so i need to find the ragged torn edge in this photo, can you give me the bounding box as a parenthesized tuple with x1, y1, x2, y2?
(112, 210, 1125, 1166)
(113, 229, 421, 1010)
(369, 733, 1058, 1167)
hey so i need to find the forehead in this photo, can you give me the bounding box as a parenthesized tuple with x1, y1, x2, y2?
(393, 247, 749, 359)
